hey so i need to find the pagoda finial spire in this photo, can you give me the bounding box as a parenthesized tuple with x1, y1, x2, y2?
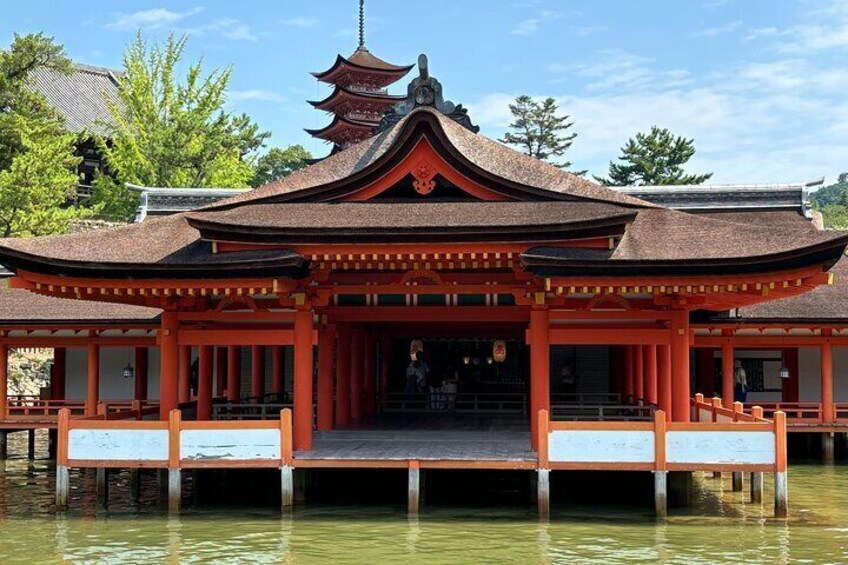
(359, 0, 365, 47)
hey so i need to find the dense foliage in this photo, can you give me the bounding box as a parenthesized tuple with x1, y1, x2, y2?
(0, 33, 88, 237)
(810, 173, 848, 229)
(90, 34, 270, 221)
(595, 126, 712, 186)
(251, 145, 312, 187)
(499, 95, 584, 174)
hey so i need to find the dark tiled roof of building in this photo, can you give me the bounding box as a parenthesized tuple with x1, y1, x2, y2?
(219, 108, 652, 208)
(732, 252, 848, 321)
(27, 62, 121, 136)
(0, 287, 159, 323)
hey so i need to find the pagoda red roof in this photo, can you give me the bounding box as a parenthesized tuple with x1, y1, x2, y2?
(312, 47, 413, 89)
(304, 114, 377, 146)
(308, 86, 404, 115)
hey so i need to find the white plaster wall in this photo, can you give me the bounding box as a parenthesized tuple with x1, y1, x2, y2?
(667, 430, 775, 465)
(798, 346, 848, 402)
(65, 347, 163, 401)
(68, 429, 169, 461)
(548, 430, 655, 463)
(180, 429, 280, 461)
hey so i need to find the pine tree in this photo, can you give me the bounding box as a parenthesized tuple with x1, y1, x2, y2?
(500, 95, 584, 174)
(595, 126, 712, 186)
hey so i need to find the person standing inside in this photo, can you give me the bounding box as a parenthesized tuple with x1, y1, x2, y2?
(733, 360, 748, 403)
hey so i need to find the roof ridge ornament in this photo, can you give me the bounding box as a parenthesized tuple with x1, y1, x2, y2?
(376, 54, 479, 134)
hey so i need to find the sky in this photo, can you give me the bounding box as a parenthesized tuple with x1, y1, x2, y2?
(3, 0, 847, 184)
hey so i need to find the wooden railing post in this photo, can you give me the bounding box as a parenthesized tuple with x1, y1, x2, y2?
(711, 397, 722, 422)
(654, 409, 667, 518)
(733, 401, 744, 422)
(751, 406, 764, 421)
(280, 408, 294, 511)
(55, 408, 70, 510)
(774, 411, 788, 517)
(167, 409, 181, 514)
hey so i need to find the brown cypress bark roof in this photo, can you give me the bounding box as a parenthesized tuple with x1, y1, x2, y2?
(0, 287, 159, 323)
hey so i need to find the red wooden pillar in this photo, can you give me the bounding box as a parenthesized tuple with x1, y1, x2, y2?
(178, 345, 191, 403)
(721, 341, 734, 408)
(644, 344, 658, 405)
(134, 347, 148, 401)
(350, 329, 364, 423)
(335, 326, 351, 426)
(0, 345, 8, 419)
(271, 346, 284, 396)
(658, 344, 672, 421)
(529, 308, 550, 450)
(215, 347, 228, 398)
(293, 309, 314, 451)
(695, 348, 715, 397)
(317, 328, 335, 431)
(197, 345, 214, 420)
(634, 345, 644, 402)
(251, 345, 265, 400)
(624, 346, 634, 402)
(671, 310, 691, 422)
(226, 346, 241, 402)
(363, 332, 376, 417)
(380, 334, 390, 409)
(782, 348, 799, 402)
(822, 339, 834, 423)
(52, 347, 67, 401)
(159, 311, 179, 420)
(85, 343, 100, 417)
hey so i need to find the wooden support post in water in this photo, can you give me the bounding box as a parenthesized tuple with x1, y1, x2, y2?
(280, 408, 294, 512)
(823, 432, 835, 463)
(537, 469, 550, 519)
(654, 409, 667, 518)
(774, 411, 788, 517)
(27, 429, 35, 459)
(408, 461, 420, 517)
(130, 469, 141, 502)
(654, 472, 667, 518)
(281, 466, 294, 511)
(96, 468, 108, 508)
(751, 472, 763, 504)
(168, 469, 181, 514)
(55, 409, 70, 510)
(55, 464, 69, 510)
(732, 471, 743, 492)
(0, 431, 6, 460)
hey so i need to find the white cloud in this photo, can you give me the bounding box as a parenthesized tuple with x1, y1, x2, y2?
(693, 20, 742, 37)
(575, 25, 606, 37)
(511, 19, 540, 36)
(281, 17, 318, 28)
(746, 0, 848, 53)
(229, 89, 287, 103)
(106, 7, 203, 30)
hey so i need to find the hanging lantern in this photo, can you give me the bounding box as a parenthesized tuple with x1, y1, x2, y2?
(779, 366, 790, 380)
(122, 362, 135, 379)
(486, 356, 494, 365)
(492, 340, 507, 363)
(462, 355, 471, 365)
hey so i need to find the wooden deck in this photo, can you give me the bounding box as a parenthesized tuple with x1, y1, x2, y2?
(297, 429, 535, 462)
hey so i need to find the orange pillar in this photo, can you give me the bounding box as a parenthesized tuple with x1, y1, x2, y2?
(271, 346, 284, 396)
(624, 346, 634, 402)
(52, 347, 66, 401)
(822, 340, 834, 423)
(530, 308, 550, 450)
(350, 329, 364, 423)
(178, 345, 191, 403)
(658, 344, 672, 420)
(197, 345, 213, 420)
(159, 311, 179, 420)
(85, 343, 100, 417)
(293, 309, 314, 451)
(317, 328, 335, 431)
(634, 345, 644, 402)
(721, 341, 734, 408)
(215, 347, 228, 398)
(671, 310, 690, 422)
(226, 346, 241, 402)
(251, 345, 265, 400)
(363, 332, 376, 417)
(335, 326, 351, 426)
(0, 345, 7, 419)
(644, 344, 658, 405)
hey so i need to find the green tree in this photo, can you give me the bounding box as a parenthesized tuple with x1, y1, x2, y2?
(595, 126, 712, 186)
(499, 95, 584, 173)
(90, 34, 270, 221)
(0, 33, 87, 237)
(810, 173, 848, 229)
(251, 145, 312, 187)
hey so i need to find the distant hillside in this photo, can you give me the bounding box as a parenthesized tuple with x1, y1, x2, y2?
(810, 173, 848, 229)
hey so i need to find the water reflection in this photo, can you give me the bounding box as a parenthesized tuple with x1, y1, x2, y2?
(0, 432, 848, 563)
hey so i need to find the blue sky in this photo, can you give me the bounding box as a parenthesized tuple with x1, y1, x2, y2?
(3, 0, 847, 184)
